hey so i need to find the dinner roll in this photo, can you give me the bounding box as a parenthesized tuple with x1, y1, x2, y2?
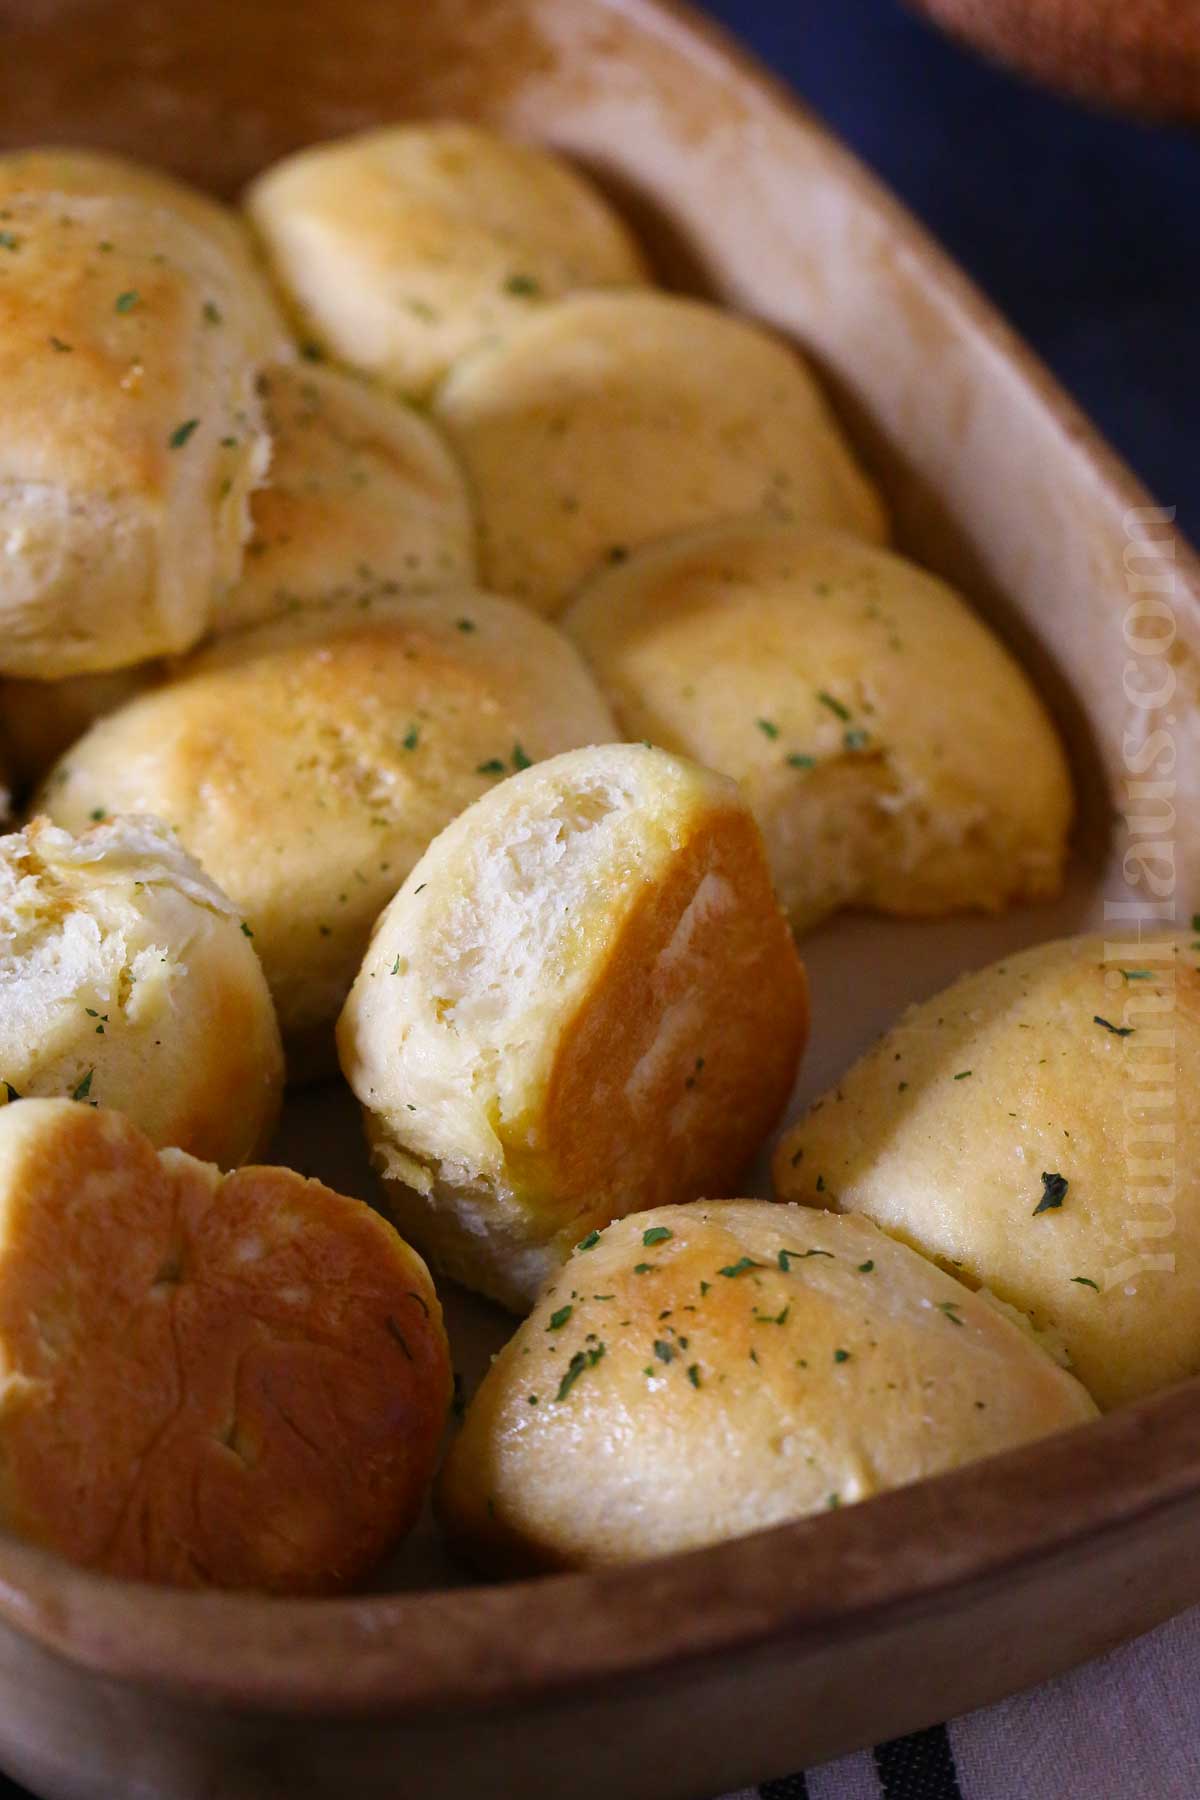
(245, 121, 648, 399)
(563, 521, 1073, 930)
(214, 359, 476, 635)
(0, 815, 282, 1168)
(437, 1200, 1097, 1572)
(0, 188, 275, 678)
(432, 290, 887, 616)
(38, 596, 616, 1076)
(0, 360, 474, 785)
(774, 935, 1200, 1409)
(338, 745, 809, 1312)
(0, 1098, 449, 1591)
(0, 146, 285, 351)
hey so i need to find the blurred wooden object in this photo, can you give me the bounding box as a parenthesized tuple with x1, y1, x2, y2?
(909, 0, 1200, 119)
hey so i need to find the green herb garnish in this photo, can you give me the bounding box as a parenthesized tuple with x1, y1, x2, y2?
(555, 1342, 605, 1401)
(1034, 1171, 1069, 1215)
(718, 1257, 763, 1278)
(778, 1248, 832, 1270)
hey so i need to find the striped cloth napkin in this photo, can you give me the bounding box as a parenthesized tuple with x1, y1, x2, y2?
(724, 1603, 1200, 1800)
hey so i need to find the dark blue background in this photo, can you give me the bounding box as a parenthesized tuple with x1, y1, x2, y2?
(702, 0, 1200, 541)
(0, 8, 1194, 1798)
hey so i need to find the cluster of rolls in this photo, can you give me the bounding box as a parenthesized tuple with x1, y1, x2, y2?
(0, 119, 1166, 1594)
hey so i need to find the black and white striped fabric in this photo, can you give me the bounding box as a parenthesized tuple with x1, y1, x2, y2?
(720, 1603, 1200, 1800)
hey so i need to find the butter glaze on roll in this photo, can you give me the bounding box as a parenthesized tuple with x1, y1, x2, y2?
(563, 520, 1072, 930)
(0, 190, 274, 678)
(433, 290, 887, 616)
(338, 744, 809, 1312)
(774, 935, 1200, 1409)
(245, 121, 649, 398)
(0, 359, 475, 784)
(214, 358, 477, 635)
(39, 596, 616, 1075)
(0, 145, 287, 355)
(437, 1200, 1097, 1572)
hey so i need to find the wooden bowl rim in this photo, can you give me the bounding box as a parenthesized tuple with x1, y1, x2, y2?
(1, 0, 1198, 1720)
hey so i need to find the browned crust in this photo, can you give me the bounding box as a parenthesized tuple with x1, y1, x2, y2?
(0, 1106, 450, 1592)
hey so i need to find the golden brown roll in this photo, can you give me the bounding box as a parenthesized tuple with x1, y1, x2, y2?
(0, 1097, 450, 1591)
(0, 358, 475, 784)
(432, 290, 887, 616)
(437, 1200, 1097, 1572)
(338, 744, 809, 1312)
(774, 935, 1200, 1409)
(215, 358, 477, 634)
(0, 188, 275, 678)
(0, 145, 286, 352)
(563, 520, 1073, 930)
(0, 815, 282, 1168)
(245, 121, 649, 399)
(38, 595, 617, 1075)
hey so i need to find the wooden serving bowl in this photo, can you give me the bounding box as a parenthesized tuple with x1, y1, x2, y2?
(908, 0, 1200, 121)
(1, 1, 1199, 1795)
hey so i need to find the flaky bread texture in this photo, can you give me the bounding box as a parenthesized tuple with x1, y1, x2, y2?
(338, 745, 809, 1312)
(774, 935, 1200, 1409)
(432, 290, 887, 616)
(0, 190, 275, 678)
(0, 815, 282, 1167)
(39, 596, 616, 1073)
(437, 1200, 1097, 1573)
(245, 121, 649, 399)
(0, 1099, 449, 1591)
(564, 520, 1073, 929)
